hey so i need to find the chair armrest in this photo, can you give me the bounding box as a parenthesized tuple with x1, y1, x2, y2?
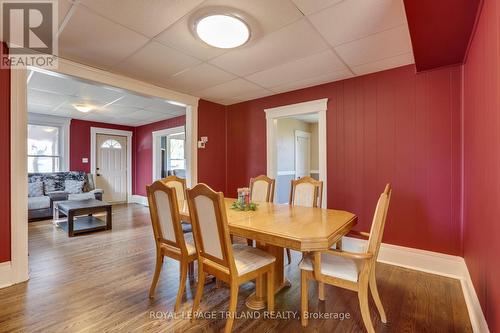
(347, 230, 370, 238)
(324, 249, 373, 260)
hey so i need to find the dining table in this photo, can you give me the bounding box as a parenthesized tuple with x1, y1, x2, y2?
(178, 198, 357, 310)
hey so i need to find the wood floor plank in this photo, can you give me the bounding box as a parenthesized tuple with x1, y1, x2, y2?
(0, 204, 472, 332)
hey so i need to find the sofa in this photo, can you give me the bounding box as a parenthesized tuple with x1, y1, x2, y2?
(28, 171, 103, 220)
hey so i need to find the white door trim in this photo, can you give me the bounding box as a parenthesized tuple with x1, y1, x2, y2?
(265, 98, 328, 207)
(152, 125, 185, 181)
(91, 127, 132, 202)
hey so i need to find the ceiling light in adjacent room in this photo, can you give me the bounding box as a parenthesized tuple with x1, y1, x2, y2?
(73, 104, 93, 113)
(195, 14, 250, 49)
(166, 100, 186, 107)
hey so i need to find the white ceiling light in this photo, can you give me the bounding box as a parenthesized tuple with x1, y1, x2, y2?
(73, 104, 93, 113)
(195, 14, 250, 49)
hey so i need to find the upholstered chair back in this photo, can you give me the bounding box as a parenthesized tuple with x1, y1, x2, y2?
(250, 175, 275, 202)
(290, 176, 323, 208)
(186, 184, 234, 272)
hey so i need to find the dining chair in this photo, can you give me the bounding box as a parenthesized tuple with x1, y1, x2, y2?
(286, 176, 324, 264)
(187, 183, 276, 333)
(299, 184, 392, 333)
(146, 180, 197, 312)
(246, 175, 275, 246)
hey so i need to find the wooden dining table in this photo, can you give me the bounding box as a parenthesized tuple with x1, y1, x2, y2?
(178, 198, 357, 310)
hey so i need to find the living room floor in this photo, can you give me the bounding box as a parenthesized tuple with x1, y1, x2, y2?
(0, 204, 471, 332)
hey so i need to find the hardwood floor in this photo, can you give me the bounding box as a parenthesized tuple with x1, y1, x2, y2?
(0, 204, 471, 332)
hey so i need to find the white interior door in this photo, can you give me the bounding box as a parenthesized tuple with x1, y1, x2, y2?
(96, 134, 127, 203)
(295, 130, 311, 179)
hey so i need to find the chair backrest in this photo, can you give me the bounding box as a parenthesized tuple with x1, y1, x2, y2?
(161, 175, 186, 202)
(186, 184, 235, 274)
(366, 183, 392, 260)
(146, 180, 188, 254)
(290, 176, 323, 208)
(250, 175, 275, 202)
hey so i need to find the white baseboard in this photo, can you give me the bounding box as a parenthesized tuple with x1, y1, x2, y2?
(128, 195, 148, 206)
(342, 237, 489, 333)
(0, 262, 12, 289)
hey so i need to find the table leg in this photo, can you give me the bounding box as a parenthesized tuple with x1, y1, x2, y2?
(106, 207, 112, 230)
(245, 243, 291, 310)
(68, 212, 74, 237)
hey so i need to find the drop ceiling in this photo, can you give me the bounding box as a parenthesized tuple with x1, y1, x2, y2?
(55, 0, 414, 105)
(27, 70, 186, 126)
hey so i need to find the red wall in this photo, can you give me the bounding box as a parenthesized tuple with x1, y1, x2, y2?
(227, 64, 463, 255)
(197, 100, 227, 192)
(463, 0, 500, 330)
(69, 119, 134, 173)
(0, 43, 11, 263)
(133, 116, 185, 196)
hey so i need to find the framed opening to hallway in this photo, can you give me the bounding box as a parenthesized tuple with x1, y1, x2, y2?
(265, 98, 328, 207)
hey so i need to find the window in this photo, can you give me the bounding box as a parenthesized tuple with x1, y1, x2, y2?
(101, 139, 122, 149)
(28, 124, 61, 173)
(169, 136, 185, 170)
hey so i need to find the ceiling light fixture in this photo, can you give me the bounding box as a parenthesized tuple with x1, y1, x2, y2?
(166, 100, 186, 107)
(195, 14, 250, 49)
(73, 104, 93, 113)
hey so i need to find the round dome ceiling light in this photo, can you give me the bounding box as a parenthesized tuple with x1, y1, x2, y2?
(195, 14, 250, 49)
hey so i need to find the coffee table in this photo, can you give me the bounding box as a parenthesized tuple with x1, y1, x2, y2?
(54, 199, 112, 237)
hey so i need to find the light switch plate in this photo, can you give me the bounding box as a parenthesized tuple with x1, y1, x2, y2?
(82, 158, 88, 163)
(201, 136, 208, 143)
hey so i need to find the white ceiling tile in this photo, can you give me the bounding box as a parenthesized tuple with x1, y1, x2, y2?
(209, 19, 329, 76)
(59, 5, 148, 69)
(223, 89, 275, 105)
(29, 71, 80, 95)
(246, 50, 347, 88)
(28, 103, 56, 115)
(113, 41, 201, 86)
(167, 63, 236, 93)
(58, 0, 74, 27)
(352, 52, 414, 75)
(335, 25, 412, 67)
(147, 98, 186, 114)
(126, 110, 161, 120)
(77, 83, 124, 104)
(197, 78, 266, 101)
(270, 69, 353, 93)
(28, 89, 67, 107)
(308, 0, 407, 46)
(291, 0, 344, 15)
(111, 94, 154, 109)
(79, 0, 204, 38)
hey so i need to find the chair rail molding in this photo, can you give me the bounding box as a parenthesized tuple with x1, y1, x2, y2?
(265, 98, 328, 207)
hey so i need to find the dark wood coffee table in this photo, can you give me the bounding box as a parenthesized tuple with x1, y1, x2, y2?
(54, 199, 112, 237)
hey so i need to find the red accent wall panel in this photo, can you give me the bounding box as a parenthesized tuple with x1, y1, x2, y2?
(0, 43, 11, 263)
(69, 119, 134, 173)
(197, 99, 227, 193)
(463, 0, 500, 330)
(133, 116, 185, 196)
(403, 0, 481, 71)
(227, 64, 462, 255)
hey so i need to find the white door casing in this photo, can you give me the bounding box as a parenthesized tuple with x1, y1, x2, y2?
(265, 98, 328, 207)
(294, 130, 311, 179)
(96, 134, 127, 203)
(152, 125, 186, 181)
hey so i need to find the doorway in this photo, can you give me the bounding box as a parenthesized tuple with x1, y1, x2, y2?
(265, 98, 328, 206)
(96, 134, 128, 203)
(152, 126, 186, 181)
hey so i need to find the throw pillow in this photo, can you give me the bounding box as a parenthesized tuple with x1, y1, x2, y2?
(28, 181, 44, 197)
(43, 179, 57, 193)
(64, 180, 84, 194)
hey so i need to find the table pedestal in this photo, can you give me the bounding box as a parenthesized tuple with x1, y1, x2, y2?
(245, 242, 291, 310)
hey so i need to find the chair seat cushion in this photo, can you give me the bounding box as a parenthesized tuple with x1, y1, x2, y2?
(28, 196, 50, 210)
(299, 253, 360, 282)
(232, 244, 276, 276)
